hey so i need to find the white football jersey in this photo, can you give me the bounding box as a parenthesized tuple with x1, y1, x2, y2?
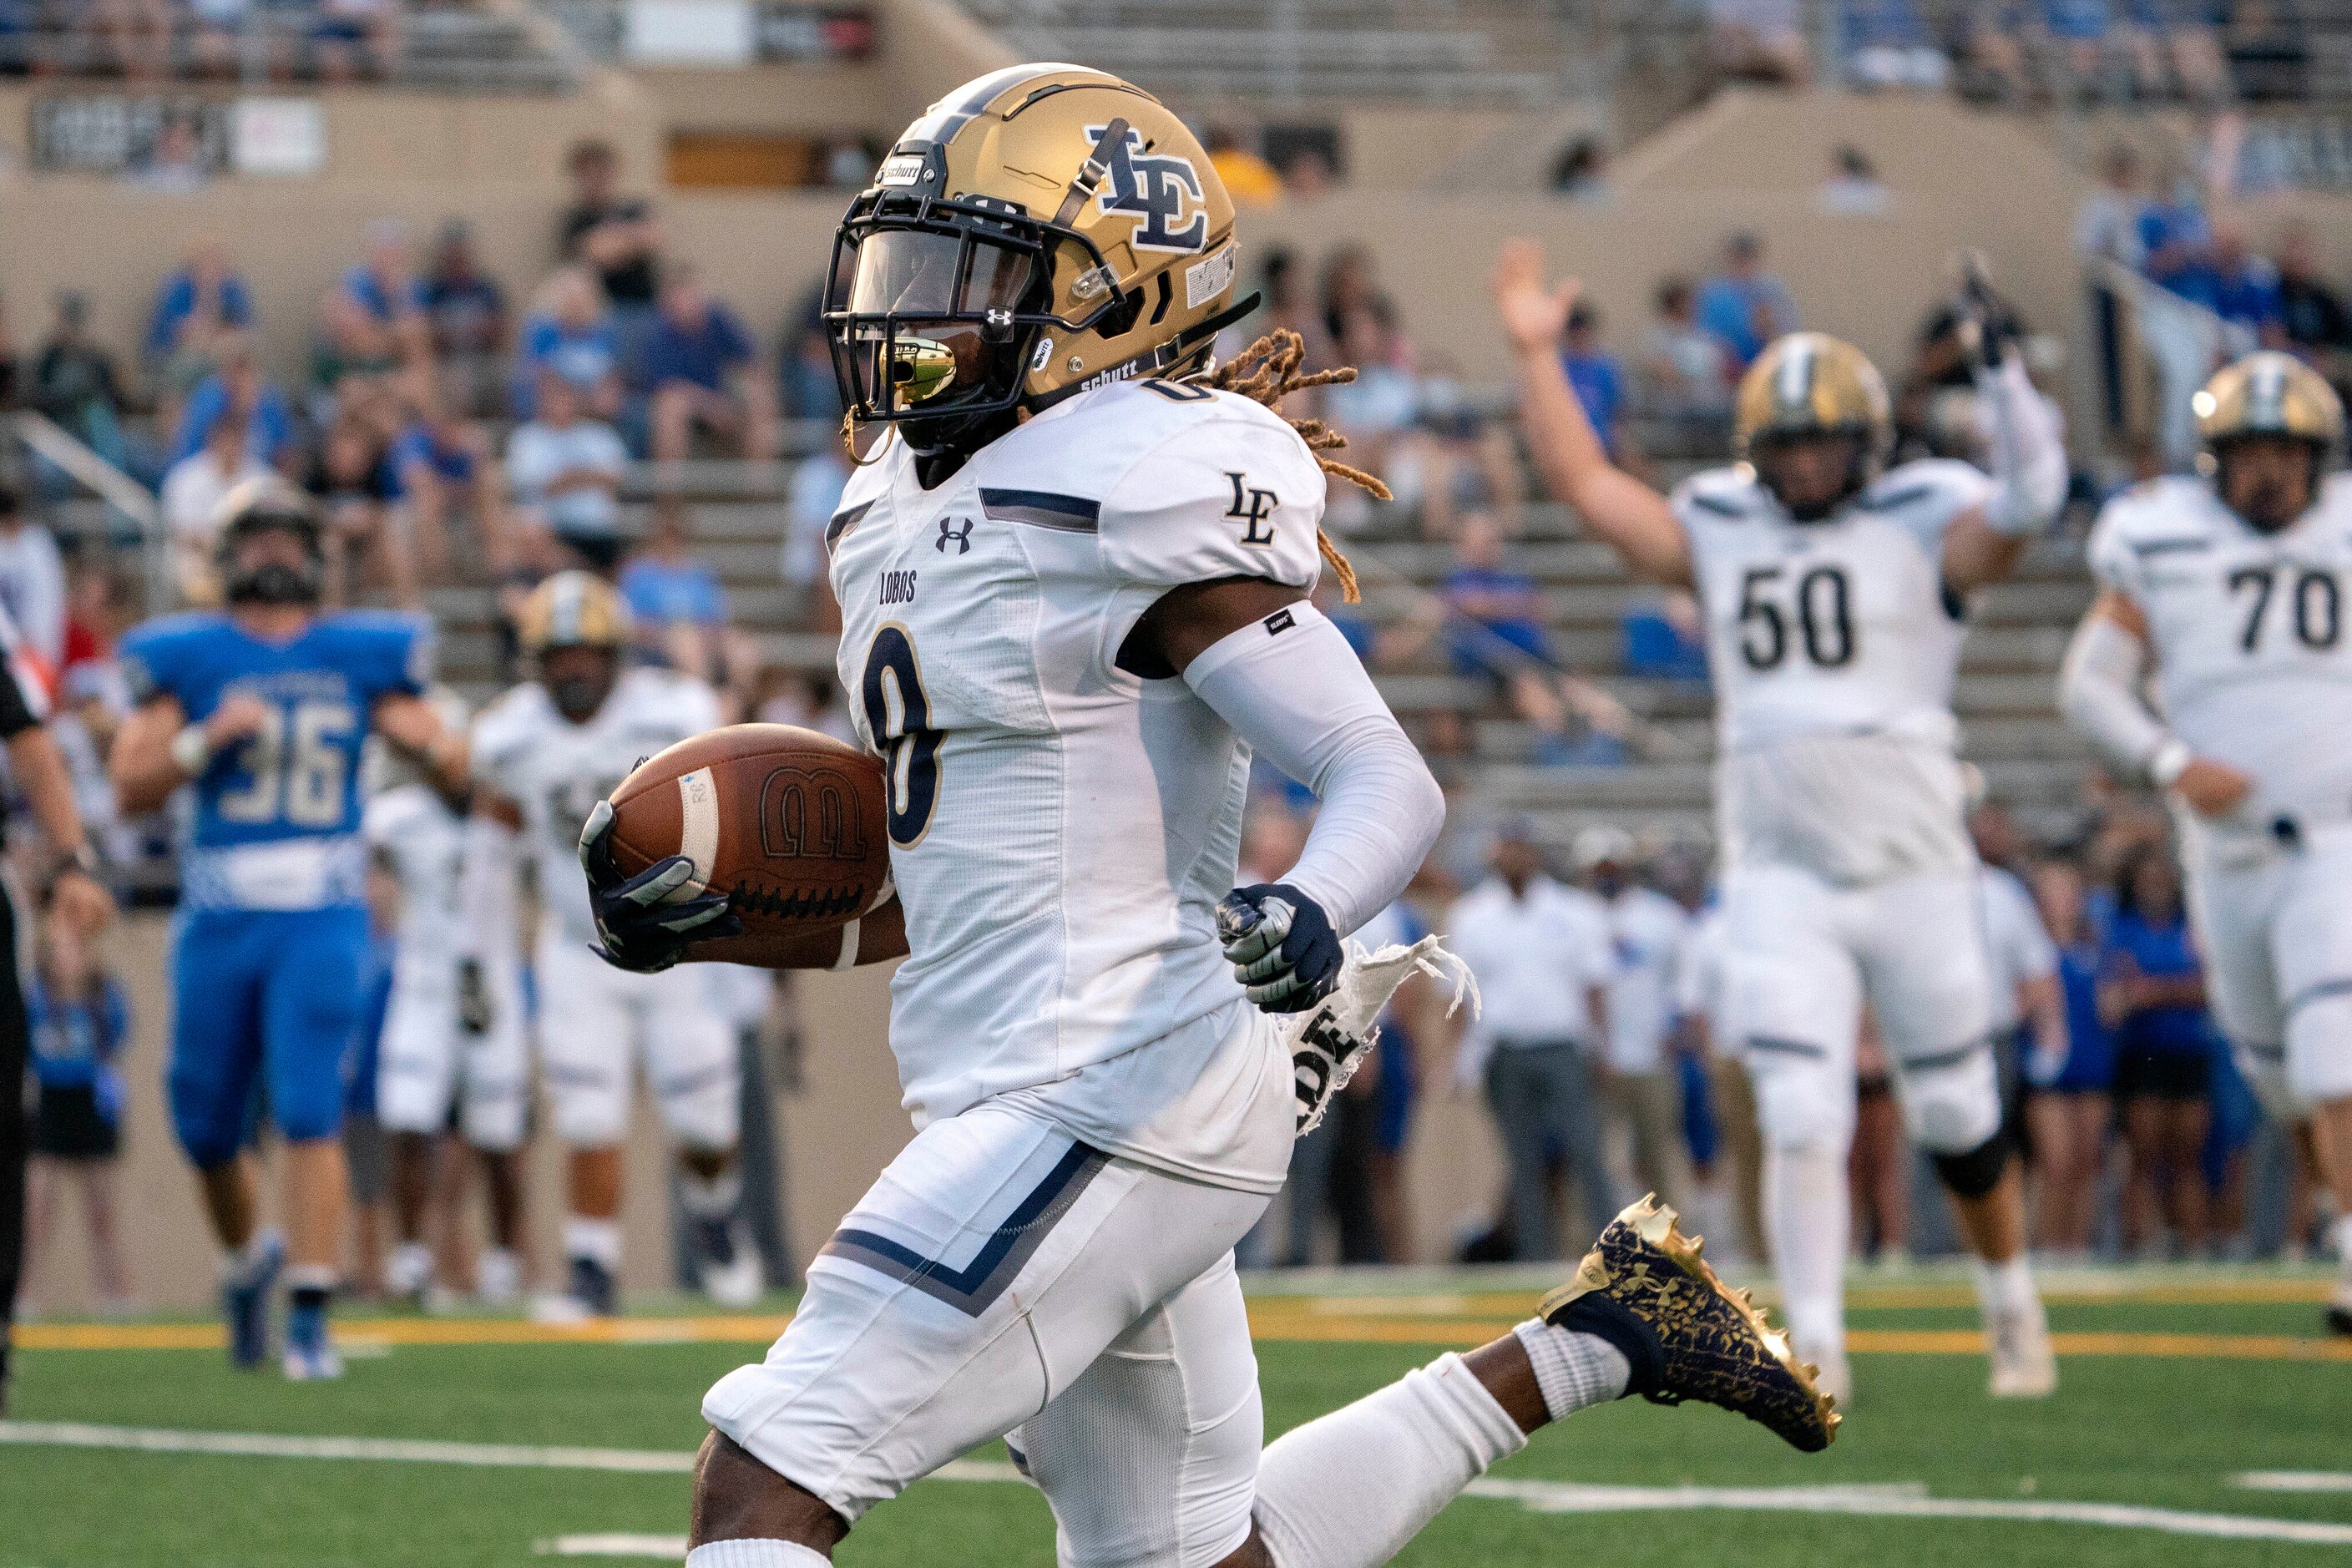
(826, 378, 1326, 1144)
(472, 665, 724, 946)
(365, 782, 467, 967)
(2088, 473, 2352, 831)
(1672, 458, 1990, 884)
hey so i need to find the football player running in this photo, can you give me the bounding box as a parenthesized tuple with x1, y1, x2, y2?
(1495, 242, 2070, 1404)
(2061, 352, 2352, 1336)
(110, 480, 468, 1378)
(363, 690, 533, 1309)
(471, 572, 759, 1318)
(584, 67, 1836, 1568)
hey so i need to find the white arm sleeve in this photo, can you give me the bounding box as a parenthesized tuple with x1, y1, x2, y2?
(2059, 610, 2180, 782)
(459, 811, 523, 962)
(1184, 601, 1444, 938)
(1972, 355, 2070, 538)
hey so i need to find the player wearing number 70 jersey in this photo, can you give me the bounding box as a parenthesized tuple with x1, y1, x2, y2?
(2061, 352, 2352, 1338)
(1495, 242, 2070, 1406)
(110, 479, 468, 1382)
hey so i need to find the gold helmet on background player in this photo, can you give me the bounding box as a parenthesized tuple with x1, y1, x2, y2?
(827, 63, 1251, 458)
(2194, 351, 2343, 531)
(1733, 332, 1894, 521)
(517, 571, 631, 722)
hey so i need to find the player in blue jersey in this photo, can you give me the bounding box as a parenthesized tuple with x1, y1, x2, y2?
(110, 479, 468, 1380)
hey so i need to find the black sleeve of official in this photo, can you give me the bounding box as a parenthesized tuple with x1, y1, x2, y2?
(0, 660, 42, 740)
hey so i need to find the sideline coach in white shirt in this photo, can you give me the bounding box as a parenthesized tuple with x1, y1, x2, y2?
(1449, 820, 1616, 1260)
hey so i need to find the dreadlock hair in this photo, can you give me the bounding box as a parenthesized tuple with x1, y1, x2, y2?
(1183, 327, 1389, 603)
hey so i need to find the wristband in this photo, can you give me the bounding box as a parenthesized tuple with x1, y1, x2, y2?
(170, 725, 213, 777)
(2147, 738, 2193, 789)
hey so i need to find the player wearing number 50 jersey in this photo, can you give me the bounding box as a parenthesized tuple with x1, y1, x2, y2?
(1496, 242, 2070, 1406)
(587, 66, 1839, 1568)
(110, 479, 468, 1381)
(2062, 352, 2352, 1337)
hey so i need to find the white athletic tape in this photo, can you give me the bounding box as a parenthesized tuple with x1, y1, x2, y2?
(8, 1424, 2350, 1548)
(675, 767, 720, 897)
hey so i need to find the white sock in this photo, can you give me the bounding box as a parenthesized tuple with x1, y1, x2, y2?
(2333, 1215, 2352, 1302)
(1252, 1351, 1527, 1568)
(1510, 1318, 1631, 1419)
(680, 1167, 744, 1220)
(478, 1247, 522, 1302)
(389, 1242, 434, 1292)
(1969, 1254, 2041, 1320)
(564, 1216, 623, 1271)
(683, 1541, 827, 1568)
(1764, 1141, 1849, 1362)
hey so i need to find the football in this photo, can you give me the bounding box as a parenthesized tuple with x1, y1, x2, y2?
(602, 723, 893, 964)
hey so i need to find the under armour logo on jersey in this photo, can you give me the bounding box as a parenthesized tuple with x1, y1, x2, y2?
(1088, 124, 1208, 254)
(1225, 473, 1279, 546)
(936, 517, 974, 555)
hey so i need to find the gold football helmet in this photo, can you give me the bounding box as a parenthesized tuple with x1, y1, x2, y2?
(517, 570, 630, 654)
(2194, 350, 2344, 454)
(1732, 333, 1894, 519)
(827, 63, 1249, 455)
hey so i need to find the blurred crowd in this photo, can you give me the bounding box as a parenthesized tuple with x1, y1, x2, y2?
(0, 0, 407, 79)
(1249, 787, 2326, 1273)
(1707, 0, 2322, 104)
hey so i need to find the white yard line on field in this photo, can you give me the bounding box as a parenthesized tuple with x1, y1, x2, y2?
(8, 1423, 2350, 1549)
(2240, 1473, 2352, 1494)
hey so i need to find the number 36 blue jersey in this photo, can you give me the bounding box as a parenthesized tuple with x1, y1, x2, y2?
(119, 610, 429, 913)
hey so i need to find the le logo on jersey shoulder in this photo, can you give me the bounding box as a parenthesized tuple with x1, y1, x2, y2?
(1225, 472, 1278, 546)
(1086, 124, 1207, 254)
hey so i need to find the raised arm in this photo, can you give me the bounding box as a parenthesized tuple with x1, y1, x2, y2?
(1493, 240, 1693, 587)
(1942, 332, 2070, 594)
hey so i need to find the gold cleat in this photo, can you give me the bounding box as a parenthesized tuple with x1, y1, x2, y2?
(1540, 1194, 1840, 1452)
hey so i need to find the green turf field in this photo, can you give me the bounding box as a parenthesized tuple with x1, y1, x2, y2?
(6, 1268, 2350, 1567)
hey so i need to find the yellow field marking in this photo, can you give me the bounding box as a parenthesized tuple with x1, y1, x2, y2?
(1292, 1278, 2335, 1316)
(22, 1308, 2352, 1363)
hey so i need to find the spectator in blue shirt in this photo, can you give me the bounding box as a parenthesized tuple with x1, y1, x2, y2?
(23, 912, 134, 1314)
(1695, 232, 1798, 369)
(513, 266, 623, 422)
(1560, 302, 1648, 478)
(422, 220, 508, 418)
(645, 267, 775, 463)
(2025, 858, 2116, 1256)
(2137, 180, 2218, 306)
(2208, 216, 2284, 337)
(2102, 844, 2216, 1255)
(386, 392, 494, 588)
(169, 343, 297, 471)
(143, 239, 252, 384)
(619, 496, 739, 683)
(317, 220, 428, 393)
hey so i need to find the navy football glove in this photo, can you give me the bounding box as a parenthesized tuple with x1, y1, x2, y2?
(578, 799, 740, 974)
(1216, 883, 1343, 1014)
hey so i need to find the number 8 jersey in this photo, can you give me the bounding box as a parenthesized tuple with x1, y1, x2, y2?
(827, 378, 1326, 1130)
(119, 609, 430, 911)
(1672, 458, 1990, 885)
(2087, 473, 2352, 827)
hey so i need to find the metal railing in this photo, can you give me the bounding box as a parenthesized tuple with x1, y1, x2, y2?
(5, 412, 174, 615)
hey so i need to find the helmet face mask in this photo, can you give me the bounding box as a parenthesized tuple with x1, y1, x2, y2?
(216, 495, 326, 608)
(2211, 433, 2321, 534)
(2196, 352, 2343, 534)
(1749, 432, 1869, 523)
(827, 191, 1112, 453)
